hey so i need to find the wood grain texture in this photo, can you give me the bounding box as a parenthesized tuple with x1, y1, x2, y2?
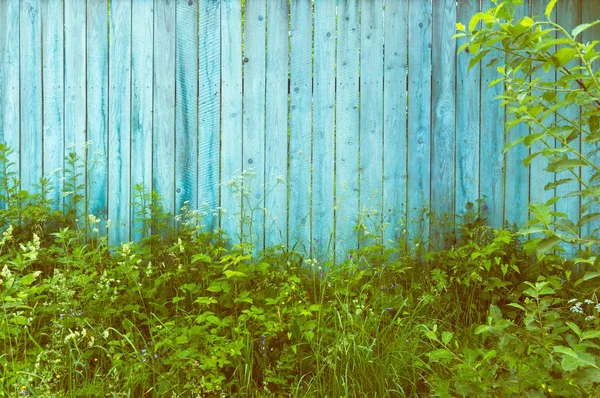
(243, 0, 267, 252)
(480, 0, 505, 228)
(335, 0, 360, 256)
(312, 0, 336, 257)
(288, 0, 312, 253)
(108, 0, 132, 244)
(20, 0, 43, 194)
(504, 1, 530, 228)
(456, 0, 480, 224)
(407, 0, 432, 245)
(131, 0, 154, 240)
(64, 0, 87, 219)
(153, 0, 176, 221)
(529, 0, 556, 211)
(175, 0, 198, 219)
(264, 0, 289, 249)
(198, 0, 221, 232)
(431, 0, 456, 246)
(41, 0, 64, 208)
(0, 0, 20, 203)
(87, 0, 109, 220)
(556, 0, 581, 250)
(220, 0, 243, 243)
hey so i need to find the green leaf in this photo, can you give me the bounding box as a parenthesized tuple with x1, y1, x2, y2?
(566, 321, 582, 338)
(554, 218, 577, 236)
(523, 151, 542, 167)
(13, 316, 29, 325)
(578, 212, 600, 227)
(536, 236, 561, 256)
(589, 115, 599, 135)
(546, 158, 587, 172)
(223, 270, 247, 279)
(545, 0, 558, 19)
(523, 132, 545, 147)
(19, 273, 36, 286)
(456, 22, 466, 32)
(582, 271, 599, 281)
(551, 48, 578, 67)
(469, 12, 484, 33)
(442, 331, 454, 345)
(503, 135, 526, 153)
(581, 330, 600, 340)
(553, 346, 598, 371)
(529, 202, 553, 226)
(572, 21, 600, 39)
(428, 349, 455, 362)
(573, 368, 600, 385)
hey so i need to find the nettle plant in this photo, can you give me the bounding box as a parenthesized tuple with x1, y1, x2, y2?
(456, 0, 600, 262)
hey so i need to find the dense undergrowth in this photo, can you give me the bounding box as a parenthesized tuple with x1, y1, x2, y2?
(0, 143, 599, 397)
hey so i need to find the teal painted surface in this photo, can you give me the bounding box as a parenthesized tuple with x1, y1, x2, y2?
(456, 0, 480, 223)
(289, 0, 312, 252)
(153, 0, 176, 224)
(64, 0, 87, 220)
(41, 0, 64, 208)
(431, 0, 456, 246)
(243, 0, 267, 251)
(2, 0, 599, 255)
(0, 0, 20, 206)
(313, 0, 336, 257)
(131, 0, 154, 240)
(335, 0, 360, 256)
(359, 0, 384, 247)
(265, 0, 289, 249)
(407, 0, 432, 245)
(480, 0, 505, 228)
(220, 0, 243, 243)
(175, 0, 198, 219)
(108, 0, 132, 245)
(198, 0, 221, 232)
(504, 1, 530, 228)
(20, 0, 43, 194)
(87, 0, 109, 220)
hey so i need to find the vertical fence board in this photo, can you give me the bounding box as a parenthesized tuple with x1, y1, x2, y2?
(556, 0, 581, 251)
(313, 0, 336, 256)
(504, 1, 530, 228)
(41, 0, 64, 207)
(336, 0, 360, 255)
(20, 0, 43, 194)
(175, 0, 198, 218)
(64, 0, 86, 218)
(289, 0, 312, 252)
(480, 1, 505, 228)
(198, 0, 221, 231)
(456, 0, 480, 224)
(407, 0, 432, 245)
(153, 0, 176, 221)
(131, 0, 154, 240)
(581, 0, 600, 239)
(108, 0, 132, 244)
(87, 0, 109, 220)
(359, 0, 384, 245)
(220, 0, 243, 242)
(529, 0, 556, 213)
(243, 0, 267, 251)
(431, 0, 456, 246)
(265, 0, 289, 248)
(0, 0, 20, 202)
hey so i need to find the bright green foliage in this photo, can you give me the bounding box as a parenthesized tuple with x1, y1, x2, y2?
(456, 0, 600, 260)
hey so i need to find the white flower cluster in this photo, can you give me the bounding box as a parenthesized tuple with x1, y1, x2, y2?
(19, 233, 40, 262)
(568, 297, 599, 321)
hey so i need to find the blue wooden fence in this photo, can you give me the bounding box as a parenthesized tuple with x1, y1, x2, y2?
(1, 0, 598, 255)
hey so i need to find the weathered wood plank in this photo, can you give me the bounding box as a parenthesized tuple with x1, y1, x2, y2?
(264, 0, 289, 249)
(153, 0, 176, 222)
(0, 0, 21, 204)
(220, 0, 243, 243)
(175, 0, 198, 219)
(431, 0, 456, 246)
(64, 0, 87, 219)
(131, 0, 154, 240)
(108, 0, 132, 244)
(556, 0, 581, 250)
(20, 0, 43, 194)
(407, 0, 432, 245)
(87, 0, 109, 220)
(336, 0, 360, 256)
(242, 0, 267, 251)
(456, 0, 480, 226)
(198, 0, 221, 232)
(359, 0, 384, 246)
(41, 0, 64, 208)
(504, 0, 530, 228)
(480, 0, 505, 228)
(312, 0, 336, 257)
(289, 0, 312, 253)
